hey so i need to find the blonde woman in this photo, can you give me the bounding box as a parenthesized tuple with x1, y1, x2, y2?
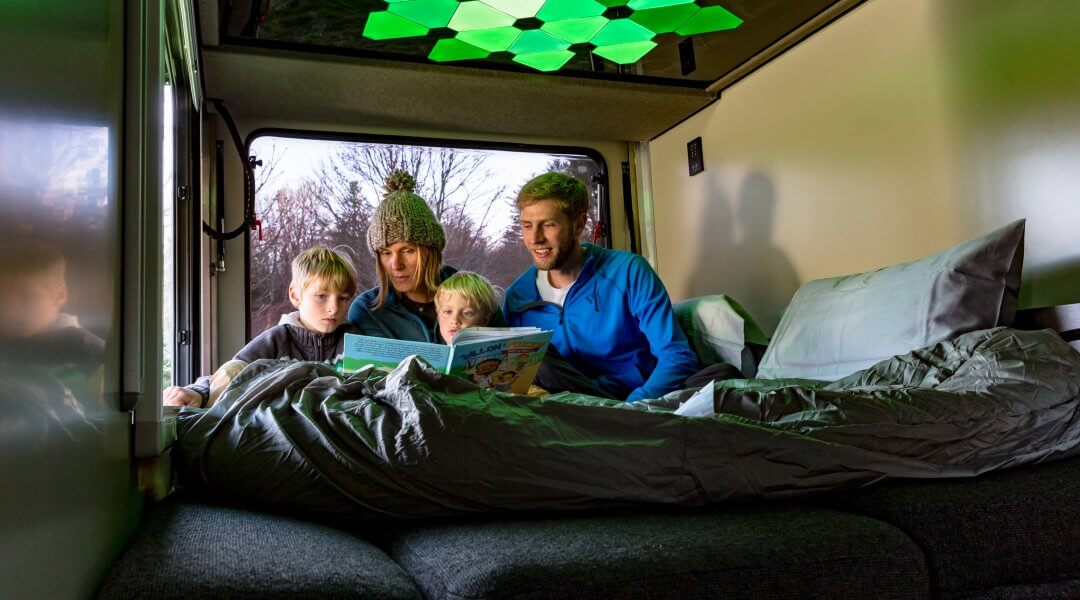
(348, 171, 503, 342)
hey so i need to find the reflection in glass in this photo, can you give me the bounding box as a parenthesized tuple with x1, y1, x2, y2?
(0, 121, 111, 430)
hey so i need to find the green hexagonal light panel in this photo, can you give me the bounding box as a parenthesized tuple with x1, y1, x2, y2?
(513, 50, 575, 71)
(629, 4, 698, 34)
(509, 30, 570, 54)
(458, 26, 522, 52)
(429, 38, 490, 61)
(363, 11, 429, 40)
(536, 0, 606, 21)
(541, 16, 608, 44)
(360, 0, 743, 72)
(676, 5, 742, 36)
(628, 0, 694, 9)
(448, 1, 516, 31)
(593, 40, 657, 64)
(480, 0, 545, 19)
(388, 0, 460, 29)
(591, 19, 655, 47)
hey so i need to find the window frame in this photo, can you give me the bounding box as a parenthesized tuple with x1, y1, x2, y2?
(241, 128, 611, 342)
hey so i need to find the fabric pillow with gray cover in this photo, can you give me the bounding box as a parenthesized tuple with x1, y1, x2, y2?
(756, 219, 1025, 381)
(674, 295, 769, 378)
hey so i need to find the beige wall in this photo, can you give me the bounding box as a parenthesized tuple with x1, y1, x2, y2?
(649, 0, 1080, 333)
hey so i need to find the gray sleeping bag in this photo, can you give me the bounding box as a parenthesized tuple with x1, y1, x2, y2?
(173, 327, 1080, 519)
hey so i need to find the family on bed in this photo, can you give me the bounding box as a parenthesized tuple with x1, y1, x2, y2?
(164, 170, 709, 408)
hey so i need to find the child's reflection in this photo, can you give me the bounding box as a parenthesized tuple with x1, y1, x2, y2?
(0, 239, 105, 434)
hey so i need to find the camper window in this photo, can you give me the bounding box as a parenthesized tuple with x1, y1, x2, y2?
(245, 133, 608, 337)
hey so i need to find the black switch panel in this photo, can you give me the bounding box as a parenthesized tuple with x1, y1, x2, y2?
(687, 136, 704, 176)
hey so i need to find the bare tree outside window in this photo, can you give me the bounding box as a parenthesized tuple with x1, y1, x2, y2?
(247, 136, 605, 337)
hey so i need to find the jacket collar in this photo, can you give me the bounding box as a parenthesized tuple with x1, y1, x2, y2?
(510, 244, 602, 310)
(276, 311, 348, 345)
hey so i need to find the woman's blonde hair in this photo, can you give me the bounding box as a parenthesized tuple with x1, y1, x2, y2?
(434, 271, 497, 323)
(372, 243, 442, 309)
(290, 245, 358, 296)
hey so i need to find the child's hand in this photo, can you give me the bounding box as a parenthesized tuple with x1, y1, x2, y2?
(163, 386, 202, 407)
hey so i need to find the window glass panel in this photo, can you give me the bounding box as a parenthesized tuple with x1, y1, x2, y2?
(161, 80, 175, 388)
(247, 135, 605, 336)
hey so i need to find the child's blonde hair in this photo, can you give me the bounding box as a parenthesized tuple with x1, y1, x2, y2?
(2, 239, 66, 283)
(434, 271, 497, 322)
(290, 245, 358, 296)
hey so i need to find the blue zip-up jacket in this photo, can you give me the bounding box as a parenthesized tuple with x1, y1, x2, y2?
(348, 265, 506, 342)
(504, 244, 699, 402)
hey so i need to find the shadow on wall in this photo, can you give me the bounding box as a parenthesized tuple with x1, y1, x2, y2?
(688, 171, 799, 335)
(1021, 259, 1080, 309)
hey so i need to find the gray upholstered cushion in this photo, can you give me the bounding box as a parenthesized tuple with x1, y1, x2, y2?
(98, 496, 421, 599)
(757, 220, 1025, 380)
(959, 580, 1080, 600)
(389, 507, 928, 600)
(824, 454, 1080, 600)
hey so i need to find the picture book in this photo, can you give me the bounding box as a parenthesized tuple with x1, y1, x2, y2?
(343, 327, 553, 395)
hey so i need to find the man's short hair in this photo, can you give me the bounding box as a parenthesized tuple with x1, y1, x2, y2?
(291, 245, 358, 296)
(434, 271, 497, 322)
(515, 172, 589, 221)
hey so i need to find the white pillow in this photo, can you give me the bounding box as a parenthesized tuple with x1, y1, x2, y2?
(756, 220, 1025, 380)
(673, 295, 768, 378)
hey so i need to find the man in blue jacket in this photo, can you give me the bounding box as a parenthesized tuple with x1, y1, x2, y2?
(503, 173, 700, 402)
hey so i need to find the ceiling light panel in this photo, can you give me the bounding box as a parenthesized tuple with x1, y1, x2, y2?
(361, 0, 743, 72)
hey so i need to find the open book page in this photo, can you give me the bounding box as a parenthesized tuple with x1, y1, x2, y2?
(446, 330, 553, 395)
(449, 326, 542, 344)
(343, 333, 450, 374)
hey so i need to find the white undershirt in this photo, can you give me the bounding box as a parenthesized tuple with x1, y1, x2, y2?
(536, 269, 573, 307)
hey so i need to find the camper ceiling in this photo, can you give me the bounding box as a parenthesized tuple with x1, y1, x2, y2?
(197, 0, 857, 140)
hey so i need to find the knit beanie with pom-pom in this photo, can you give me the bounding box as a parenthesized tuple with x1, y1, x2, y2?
(366, 170, 446, 255)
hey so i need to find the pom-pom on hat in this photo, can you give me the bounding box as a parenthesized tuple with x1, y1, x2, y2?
(366, 170, 446, 255)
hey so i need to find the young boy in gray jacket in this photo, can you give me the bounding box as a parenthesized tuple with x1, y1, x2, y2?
(163, 245, 358, 408)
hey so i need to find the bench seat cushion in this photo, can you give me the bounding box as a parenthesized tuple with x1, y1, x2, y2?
(388, 506, 929, 600)
(825, 454, 1080, 599)
(98, 496, 421, 599)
